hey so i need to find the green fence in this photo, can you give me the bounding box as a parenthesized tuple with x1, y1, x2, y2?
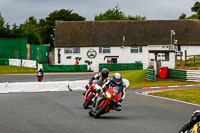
(30, 44, 48, 62)
(43, 65, 88, 72)
(99, 63, 143, 72)
(0, 58, 9, 65)
(167, 68, 187, 81)
(146, 69, 155, 81)
(0, 38, 27, 59)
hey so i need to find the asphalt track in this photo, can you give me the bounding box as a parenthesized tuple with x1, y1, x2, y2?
(0, 73, 94, 83)
(0, 74, 199, 133)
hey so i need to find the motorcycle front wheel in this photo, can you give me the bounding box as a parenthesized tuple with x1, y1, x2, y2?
(94, 102, 109, 118)
(83, 93, 95, 109)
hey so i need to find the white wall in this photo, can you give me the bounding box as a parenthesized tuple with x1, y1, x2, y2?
(161, 52, 175, 68)
(55, 46, 149, 71)
(54, 45, 200, 71)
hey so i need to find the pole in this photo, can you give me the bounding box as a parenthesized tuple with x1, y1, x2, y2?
(171, 31, 172, 45)
(185, 50, 187, 66)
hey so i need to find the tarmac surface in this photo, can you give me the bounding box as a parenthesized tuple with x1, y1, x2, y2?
(0, 73, 94, 83)
(0, 90, 199, 133)
(0, 73, 199, 133)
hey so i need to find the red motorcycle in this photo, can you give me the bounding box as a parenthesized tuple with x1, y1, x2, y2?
(37, 71, 43, 82)
(83, 80, 103, 109)
(89, 86, 121, 118)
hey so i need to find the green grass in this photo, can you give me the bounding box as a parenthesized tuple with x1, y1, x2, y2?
(176, 55, 200, 67)
(0, 65, 37, 74)
(110, 70, 198, 89)
(151, 88, 200, 104)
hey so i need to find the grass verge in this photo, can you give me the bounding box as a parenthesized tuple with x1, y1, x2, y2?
(110, 70, 199, 89)
(150, 88, 200, 104)
(0, 65, 37, 74)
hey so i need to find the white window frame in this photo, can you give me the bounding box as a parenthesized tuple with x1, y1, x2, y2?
(64, 47, 80, 54)
(130, 46, 142, 53)
(99, 46, 111, 53)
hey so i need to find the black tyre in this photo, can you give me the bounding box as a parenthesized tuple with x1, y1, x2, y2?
(94, 102, 109, 118)
(83, 93, 95, 109)
(88, 108, 94, 117)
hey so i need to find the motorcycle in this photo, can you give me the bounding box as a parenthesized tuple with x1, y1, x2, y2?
(83, 80, 103, 109)
(184, 121, 200, 133)
(89, 85, 121, 118)
(37, 71, 43, 82)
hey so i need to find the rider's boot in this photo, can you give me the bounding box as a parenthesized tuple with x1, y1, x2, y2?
(116, 102, 122, 111)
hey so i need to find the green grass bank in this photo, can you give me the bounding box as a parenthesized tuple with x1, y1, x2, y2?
(151, 88, 200, 104)
(0, 65, 36, 74)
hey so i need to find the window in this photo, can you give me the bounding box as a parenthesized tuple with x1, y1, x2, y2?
(64, 47, 80, 54)
(131, 46, 142, 53)
(158, 53, 165, 57)
(99, 46, 110, 53)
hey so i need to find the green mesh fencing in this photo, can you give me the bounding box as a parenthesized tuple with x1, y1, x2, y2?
(0, 58, 9, 65)
(146, 69, 155, 81)
(167, 68, 187, 81)
(43, 65, 87, 72)
(30, 45, 48, 62)
(0, 38, 27, 59)
(99, 63, 143, 72)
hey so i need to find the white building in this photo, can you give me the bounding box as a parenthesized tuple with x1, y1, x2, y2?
(54, 20, 200, 72)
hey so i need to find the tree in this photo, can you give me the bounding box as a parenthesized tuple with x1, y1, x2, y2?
(40, 9, 85, 50)
(11, 23, 24, 38)
(126, 15, 146, 20)
(179, 13, 186, 19)
(95, 5, 126, 20)
(20, 16, 41, 44)
(0, 13, 9, 37)
(191, 2, 200, 13)
(95, 5, 146, 21)
(4, 23, 12, 37)
(179, 1, 200, 19)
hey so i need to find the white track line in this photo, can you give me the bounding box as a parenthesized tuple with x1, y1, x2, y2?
(135, 92, 200, 107)
(168, 86, 178, 88)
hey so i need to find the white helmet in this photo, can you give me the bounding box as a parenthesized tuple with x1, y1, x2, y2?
(193, 110, 200, 115)
(113, 73, 122, 85)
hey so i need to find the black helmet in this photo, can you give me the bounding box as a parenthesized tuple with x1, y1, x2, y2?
(101, 68, 109, 78)
(113, 73, 122, 85)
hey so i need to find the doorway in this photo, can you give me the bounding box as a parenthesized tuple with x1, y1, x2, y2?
(111, 58, 117, 63)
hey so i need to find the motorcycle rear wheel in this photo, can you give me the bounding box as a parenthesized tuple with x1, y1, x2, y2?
(88, 108, 94, 117)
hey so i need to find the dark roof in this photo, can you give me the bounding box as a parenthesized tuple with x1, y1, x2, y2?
(54, 20, 200, 47)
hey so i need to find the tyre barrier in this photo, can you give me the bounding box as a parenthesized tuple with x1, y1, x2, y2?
(0, 79, 129, 93)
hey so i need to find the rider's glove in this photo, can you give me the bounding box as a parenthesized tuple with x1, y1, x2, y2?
(120, 98, 123, 102)
(85, 84, 90, 90)
(97, 88, 103, 93)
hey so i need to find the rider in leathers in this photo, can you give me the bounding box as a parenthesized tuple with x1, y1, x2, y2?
(94, 73, 126, 112)
(178, 110, 200, 133)
(83, 68, 109, 95)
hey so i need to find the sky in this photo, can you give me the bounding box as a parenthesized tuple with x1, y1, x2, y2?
(0, 0, 197, 26)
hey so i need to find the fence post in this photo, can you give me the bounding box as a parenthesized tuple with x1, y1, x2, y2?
(180, 52, 183, 63)
(175, 52, 177, 62)
(185, 50, 187, 66)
